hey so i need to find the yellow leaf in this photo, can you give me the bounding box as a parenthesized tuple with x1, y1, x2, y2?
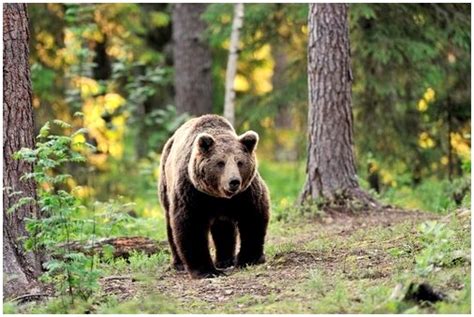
(104, 93, 125, 111)
(418, 132, 435, 149)
(451, 132, 470, 159)
(417, 99, 428, 112)
(234, 74, 250, 92)
(423, 87, 436, 103)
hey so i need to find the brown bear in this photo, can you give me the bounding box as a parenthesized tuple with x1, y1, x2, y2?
(158, 114, 270, 279)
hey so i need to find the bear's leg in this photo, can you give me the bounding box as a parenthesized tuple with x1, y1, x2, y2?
(173, 214, 224, 279)
(166, 217, 184, 271)
(236, 209, 269, 267)
(211, 219, 236, 268)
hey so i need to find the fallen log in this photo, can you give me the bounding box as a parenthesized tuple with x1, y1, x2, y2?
(57, 237, 169, 259)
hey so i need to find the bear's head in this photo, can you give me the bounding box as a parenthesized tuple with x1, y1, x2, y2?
(188, 131, 259, 198)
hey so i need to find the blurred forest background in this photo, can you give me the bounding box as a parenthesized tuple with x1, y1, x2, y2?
(3, 3, 471, 313)
(28, 3, 470, 219)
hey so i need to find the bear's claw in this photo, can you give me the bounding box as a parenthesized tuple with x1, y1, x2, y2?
(190, 268, 226, 279)
(215, 258, 235, 269)
(236, 254, 266, 268)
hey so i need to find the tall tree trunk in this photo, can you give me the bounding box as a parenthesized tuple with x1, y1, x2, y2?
(92, 35, 111, 81)
(272, 41, 294, 161)
(3, 3, 42, 298)
(223, 3, 244, 126)
(300, 4, 377, 208)
(172, 4, 213, 116)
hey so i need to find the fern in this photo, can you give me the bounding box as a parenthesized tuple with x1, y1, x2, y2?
(14, 120, 101, 303)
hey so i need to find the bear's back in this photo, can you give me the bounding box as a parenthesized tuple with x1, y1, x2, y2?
(187, 114, 235, 136)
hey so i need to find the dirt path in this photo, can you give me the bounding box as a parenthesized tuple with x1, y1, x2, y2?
(100, 208, 443, 312)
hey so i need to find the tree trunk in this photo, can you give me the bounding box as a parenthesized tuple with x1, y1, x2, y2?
(172, 4, 213, 116)
(272, 41, 295, 161)
(3, 3, 42, 298)
(223, 3, 244, 126)
(92, 35, 111, 81)
(300, 4, 377, 208)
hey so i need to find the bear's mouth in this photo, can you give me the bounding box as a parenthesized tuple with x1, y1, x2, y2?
(223, 189, 237, 198)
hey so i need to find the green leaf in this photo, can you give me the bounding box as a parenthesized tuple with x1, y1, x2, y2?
(7, 197, 36, 214)
(38, 122, 51, 138)
(52, 119, 72, 129)
(44, 259, 66, 272)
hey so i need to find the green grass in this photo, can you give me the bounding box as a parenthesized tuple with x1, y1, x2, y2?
(95, 295, 181, 314)
(380, 177, 470, 213)
(258, 160, 305, 213)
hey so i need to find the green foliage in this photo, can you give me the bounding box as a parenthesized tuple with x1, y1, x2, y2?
(258, 160, 305, 220)
(380, 176, 470, 212)
(142, 105, 189, 152)
(128, 251, 168, 274)
(351, 4, 470, 182)
(260, 160, 469, 215)
(414, 220, 468, 276)
(112, 61, 172, 119)
(204, 4, 308, 160)
(14, 120, 101, 303)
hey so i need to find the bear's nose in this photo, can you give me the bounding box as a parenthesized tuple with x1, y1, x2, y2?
(228, 178, 241, 192)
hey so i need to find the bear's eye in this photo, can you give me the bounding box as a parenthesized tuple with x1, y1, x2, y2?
(217, 161, 225, 168)
(237, 161, 243, 168)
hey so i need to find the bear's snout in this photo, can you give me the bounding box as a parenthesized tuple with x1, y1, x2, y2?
(228, 178, 241, 192)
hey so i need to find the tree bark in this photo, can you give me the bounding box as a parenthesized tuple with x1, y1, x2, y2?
(272, 40, 295, 161)
(3, 3, 42, 299)
(223, 3, 244, 126)
(172, 4, 213, 116)
(300, 4, 377, 208)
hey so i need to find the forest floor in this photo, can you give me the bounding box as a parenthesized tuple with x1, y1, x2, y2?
(9, 208, 471, 314)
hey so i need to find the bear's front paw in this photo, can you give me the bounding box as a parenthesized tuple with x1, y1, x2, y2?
(215, 258, 235, 269)
(190, 268, 226, 279)
(236, 254, 266, 268)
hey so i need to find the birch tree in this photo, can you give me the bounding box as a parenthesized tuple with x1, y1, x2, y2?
(223, 3, 244, 126)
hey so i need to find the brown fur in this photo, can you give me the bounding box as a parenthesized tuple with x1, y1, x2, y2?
(158, 114, 270, 278)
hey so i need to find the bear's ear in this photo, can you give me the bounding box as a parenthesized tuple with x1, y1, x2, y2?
(239, 131, 259, 153)
(196, 133, 215, 153)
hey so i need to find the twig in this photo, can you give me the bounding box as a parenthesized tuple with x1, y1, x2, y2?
(11, 293, 52, 304)
(101, 275, 135, 281)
